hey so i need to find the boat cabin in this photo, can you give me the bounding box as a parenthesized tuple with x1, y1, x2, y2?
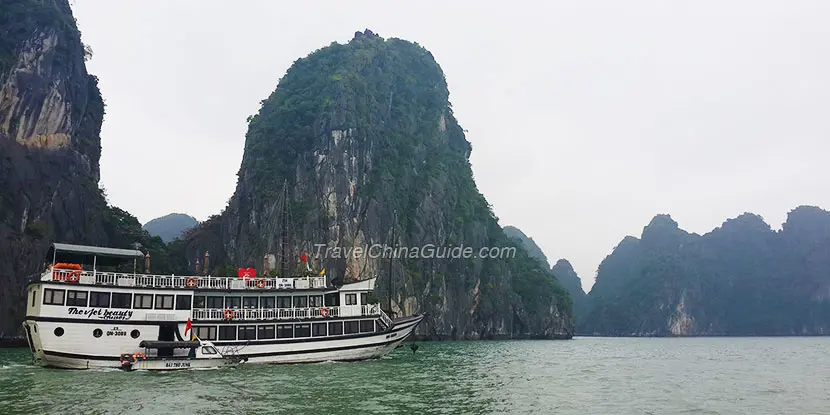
(137, 340, 222, 360)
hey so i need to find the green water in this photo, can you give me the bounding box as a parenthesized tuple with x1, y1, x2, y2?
(1, 337, 829, 414)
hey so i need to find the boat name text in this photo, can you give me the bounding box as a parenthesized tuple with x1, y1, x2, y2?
(67, 307, 134, 320)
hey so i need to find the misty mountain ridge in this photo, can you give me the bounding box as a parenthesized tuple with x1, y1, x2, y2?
(503, 226, 588, 319)
(143, 213, 199, 243)
(582, 205, 830, 336)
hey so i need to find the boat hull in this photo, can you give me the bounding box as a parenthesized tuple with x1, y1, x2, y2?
(130, 358, 239, 371)
(24, 315, 423, 369)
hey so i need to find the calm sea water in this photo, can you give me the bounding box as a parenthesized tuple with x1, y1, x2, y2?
(1, 337, 829, 414)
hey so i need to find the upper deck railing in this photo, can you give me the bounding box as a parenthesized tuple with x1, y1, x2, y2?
(43, 269, 327, 291)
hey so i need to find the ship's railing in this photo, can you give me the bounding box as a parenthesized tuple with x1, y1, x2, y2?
(379, 308, 393, 328)
(44, 270, 327, 291)
(191, 304, 382, 321)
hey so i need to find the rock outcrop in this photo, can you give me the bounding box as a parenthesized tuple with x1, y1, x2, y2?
(0, 0, 163, 336)
(181, 30, 574, 339)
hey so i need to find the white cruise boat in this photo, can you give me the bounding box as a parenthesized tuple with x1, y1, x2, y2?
(22, 243, 424, 369)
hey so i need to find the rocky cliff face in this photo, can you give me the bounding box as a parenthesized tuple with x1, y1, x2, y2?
(582, 207, 830, 336)
(182, 30, 573, 339)
(0, 1, 161, 336)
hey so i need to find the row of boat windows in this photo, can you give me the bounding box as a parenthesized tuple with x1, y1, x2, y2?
(40, 289, 370, 311)
(194, 293, 366, 309)
(193, 320, 377, 341)
(42, 289, 192, 310)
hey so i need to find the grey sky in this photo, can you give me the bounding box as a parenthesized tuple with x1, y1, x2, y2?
(70, 1, 830, 292)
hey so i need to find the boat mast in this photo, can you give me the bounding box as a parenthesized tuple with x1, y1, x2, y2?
(388, 210, 396, 314)
(279, 181, 289, 278)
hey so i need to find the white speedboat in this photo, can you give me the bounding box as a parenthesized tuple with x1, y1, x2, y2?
(120, 340, 245, 371)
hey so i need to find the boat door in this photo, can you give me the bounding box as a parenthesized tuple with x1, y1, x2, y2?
(157, 323, 176, 357)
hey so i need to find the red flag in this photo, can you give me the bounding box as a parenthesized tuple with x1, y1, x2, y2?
(184, 318, 192, 336)
(301, 252, 307, 263)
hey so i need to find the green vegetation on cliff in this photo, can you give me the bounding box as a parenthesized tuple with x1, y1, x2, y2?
(185, 30, 573, 339)
(582, 206, 830, 336)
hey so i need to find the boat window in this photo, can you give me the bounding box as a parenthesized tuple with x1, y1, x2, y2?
(206, 297, 223, 309)
(344, 321, 359, 334)
(155, 294, 174, 310)
(201, 346, 217, 355)
(261, 296, 276, 309)
(345, 293, 358, 305)
(111, 293, 132, 309)
(309, 295, 323, 307)
(360, 320, 375, 333)
(43, 289, 65, 306)
(66, 290, 88, 307)
(54, 327, 64, 337)
(225, 296, 241, 309)
(325, 293, 339, 307)
(93, 328, 103, 338)
(293, 296, 308, 308)
(257, 324, 275, 340)
(312, 323, 327, 337)
(193, 296, 206, 308)
(242, 297, 258, 309)
(31, 290, 36, 307)
(130, 330, 140, 339)
(277, 324, 293, 339)
(360, 293, 368, 305)
(238, 325, 256, 340)
(294, 324, 311, 338)
(194, 326, 217, 341)
(175, 295, 192, 310)
(133, 294, 153, 309)
(218, 326, 236, 340)
(89, 292, 111, 308)
(328, 322, 343, 336)
(276, 296, 291, 309)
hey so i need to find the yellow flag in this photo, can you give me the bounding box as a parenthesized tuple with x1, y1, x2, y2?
(319, 268, 326, 275)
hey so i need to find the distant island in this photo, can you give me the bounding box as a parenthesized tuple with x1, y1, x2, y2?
(143, 213, 198, 243)
(581, 206, 830, 337)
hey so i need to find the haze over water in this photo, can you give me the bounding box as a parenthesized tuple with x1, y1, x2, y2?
(1, 338, 827, 414)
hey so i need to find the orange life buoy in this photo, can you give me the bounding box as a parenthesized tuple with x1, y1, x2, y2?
(255, 279, 266, 289)
(320, 307, 329, 317)
(54, 263, 81, 270)
(67, 271, 80, 283)
(223, 309, 234, 320)
(186, 277, 198, 288)
(132, 352, 146, 361)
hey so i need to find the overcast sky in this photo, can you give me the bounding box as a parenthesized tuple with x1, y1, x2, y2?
(70, 1, 830, 292)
